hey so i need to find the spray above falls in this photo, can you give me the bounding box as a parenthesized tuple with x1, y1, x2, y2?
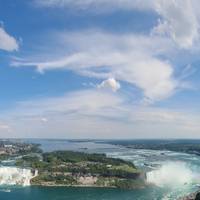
(146, 162, 194, 187)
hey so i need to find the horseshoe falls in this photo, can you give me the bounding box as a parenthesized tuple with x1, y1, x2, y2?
(1, 141, 200, 200)
(106, 148, 200, 200)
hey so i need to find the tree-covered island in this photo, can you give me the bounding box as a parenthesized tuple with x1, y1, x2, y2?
(15, 150, 145, 189)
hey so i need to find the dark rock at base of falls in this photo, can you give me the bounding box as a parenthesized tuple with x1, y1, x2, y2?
(179, 191, 198, 200)
(195, 192, 200, 200)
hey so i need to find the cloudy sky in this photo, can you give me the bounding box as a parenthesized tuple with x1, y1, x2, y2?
(0, 0, 200, 138)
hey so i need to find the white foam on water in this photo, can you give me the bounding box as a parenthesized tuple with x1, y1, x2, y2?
(106, 149, 200, 199)
(0, 167, 38, 186)
(146, 161, 194, 187)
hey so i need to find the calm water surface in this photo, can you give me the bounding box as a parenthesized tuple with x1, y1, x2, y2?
(1, 139, 200, 200)
(0, 186, 167, 200)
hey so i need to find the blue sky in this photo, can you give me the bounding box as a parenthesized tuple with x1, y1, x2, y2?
(0, 0, 200, 138)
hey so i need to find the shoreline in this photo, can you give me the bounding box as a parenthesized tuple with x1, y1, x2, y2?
(31, 181, 146, 189)
(31, 183, 117, 188)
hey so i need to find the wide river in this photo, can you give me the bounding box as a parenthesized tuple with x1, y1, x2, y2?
(0, 139, 200, 200)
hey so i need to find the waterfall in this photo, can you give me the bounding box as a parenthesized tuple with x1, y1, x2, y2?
(0, 166, 38, 186)
(146, 162, 194, 187)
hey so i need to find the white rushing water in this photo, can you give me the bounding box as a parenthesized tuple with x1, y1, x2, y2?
(146, 161, 194, 187)
(0, 167, 38, 186)
(105, 148, 200, 199)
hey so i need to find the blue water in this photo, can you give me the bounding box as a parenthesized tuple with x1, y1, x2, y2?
(1, 139, 200, 200)
(23, 139, 118, 152)
(0, 186, 172, 200)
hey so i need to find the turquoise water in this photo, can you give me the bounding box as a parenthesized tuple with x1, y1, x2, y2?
(106, 149, 200, 199)
(1, 140, 200, 199)
(0, 186, 169, 200)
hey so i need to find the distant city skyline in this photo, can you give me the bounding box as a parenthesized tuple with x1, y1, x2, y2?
(0, 0, 200, 138)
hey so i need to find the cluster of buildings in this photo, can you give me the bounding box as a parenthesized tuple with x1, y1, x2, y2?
(0, 141, 34, 156)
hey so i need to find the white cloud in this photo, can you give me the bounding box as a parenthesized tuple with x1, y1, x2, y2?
(35, 0, 200, 49)
(17, 1, 199, 102)
(3, 0, 198, 138)
(152, 0, 199, 49)
(0, 124, 10, 130)
(0, 122, 12, 133)
(2, 89, 200, 138)
(16, 89, 123, 116)
(98, 78, 120, 92)
(12, 30, 179, 102)
(41, 117, 48, 122)
(0, 27, 18, 51)
(34, 0, 153, 11)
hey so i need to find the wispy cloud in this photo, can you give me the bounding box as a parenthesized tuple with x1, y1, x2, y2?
(35, 0, 200, 49)
(1, 0, 198, 138)
(12, 30, 180, 102)
(13, 0, 200, 102)
(2, 89, 200, 138)
(0, 121, 12, 135)
(152, 0, 199, 49)
(34, 0, 152, 11)
(0, 27, 19, 51)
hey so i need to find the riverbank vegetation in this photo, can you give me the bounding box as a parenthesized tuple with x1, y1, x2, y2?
(15, 151, 144, 188)
(104, 139, 200, 155)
